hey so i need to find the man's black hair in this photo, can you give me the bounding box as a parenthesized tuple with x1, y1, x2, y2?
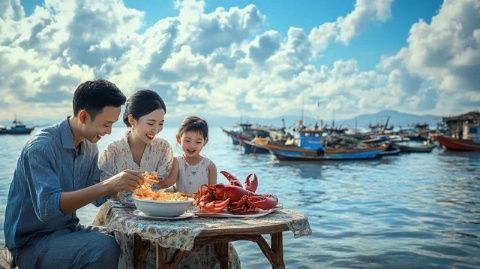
(73, 79, 126, 120)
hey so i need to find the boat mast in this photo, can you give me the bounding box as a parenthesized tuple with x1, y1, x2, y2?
(301, 93, 305, 123)
(355, 117, 358, 134)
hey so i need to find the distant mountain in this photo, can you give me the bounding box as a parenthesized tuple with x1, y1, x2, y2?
(338, 110, 442, 129)
(206, 109, 443, 130)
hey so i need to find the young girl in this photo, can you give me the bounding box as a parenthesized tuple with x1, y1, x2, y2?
(162, 116, 241, 269)
(93, 89, 177, 269)
(169, 116, 217, 194)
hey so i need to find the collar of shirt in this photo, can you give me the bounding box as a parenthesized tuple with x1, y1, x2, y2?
(59, 117, 84, 155)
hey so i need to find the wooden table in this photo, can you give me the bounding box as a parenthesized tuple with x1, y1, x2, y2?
(104, 208, 311, 269)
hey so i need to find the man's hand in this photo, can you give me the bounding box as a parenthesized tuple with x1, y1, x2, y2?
(60, 169, 143, 214)
(103, 169, 144, 195)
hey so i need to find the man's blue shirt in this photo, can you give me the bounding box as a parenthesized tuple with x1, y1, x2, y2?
(4, 118, 105, 251)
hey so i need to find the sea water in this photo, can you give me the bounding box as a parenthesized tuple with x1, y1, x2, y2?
(1, 127, 479, 268)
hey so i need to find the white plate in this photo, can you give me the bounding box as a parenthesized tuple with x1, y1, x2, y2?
(194, 208, 276, 218)
(133, 210, 194, 220)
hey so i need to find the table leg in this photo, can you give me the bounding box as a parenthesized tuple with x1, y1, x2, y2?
(214, 241, 229, 269)
(133, 233, 150, 269)
(156, 244, 166, 269)
(271, 233, 285, 269)
(156, 244, 189, 269)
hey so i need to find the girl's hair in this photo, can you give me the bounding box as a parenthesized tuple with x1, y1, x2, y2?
(177, 116, 208, 139)
(123, 89, 166, 127)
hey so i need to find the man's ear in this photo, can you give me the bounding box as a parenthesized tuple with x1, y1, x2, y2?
(78, 110, 88, 124)
(176, 134, 181, 144)
(204, 138, 208, 145)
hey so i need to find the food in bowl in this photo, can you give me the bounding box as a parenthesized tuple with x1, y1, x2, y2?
(133, 171, 193, 217)
(134, 188, 189, 201)
(142, 171, 158, 183)
(133, 195, 193, 217)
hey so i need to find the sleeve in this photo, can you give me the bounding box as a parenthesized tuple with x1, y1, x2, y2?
(23, 143, 65, 222)
(88, 150, 106, 206)
(156, 141, 173, 178)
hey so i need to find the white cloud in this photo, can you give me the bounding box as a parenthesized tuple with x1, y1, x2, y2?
(309, 0, 393, 56)
(337, 0, 392, 44)
(0, 0, 24, 20)
(0, 0, 478, 124)
(247, 30, 280, 63)
(176, 0, 265, 55)
(380, 0, 480, 114)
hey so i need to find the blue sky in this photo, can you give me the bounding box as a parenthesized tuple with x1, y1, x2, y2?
(0, 0, 478, 123)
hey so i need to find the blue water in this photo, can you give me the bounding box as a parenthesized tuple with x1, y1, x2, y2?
(1, 127, 479, 268)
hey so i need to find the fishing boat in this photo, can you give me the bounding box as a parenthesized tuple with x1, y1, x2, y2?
(221, 127, 241, 145)
(395, 142, 436, 153)
(437, 111, 480, 151)
(240, 126, 293, 154)
(378, 143, 401, 156)
(0, 117, 34, 135)
(242, 139, 271, 154)
(433, 135, 480, 152)
(253, 129, 384, 161)
(221, 123, 270, 145)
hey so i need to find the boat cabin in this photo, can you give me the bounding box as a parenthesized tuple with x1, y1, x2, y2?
(298, 130, 324, 150)
(464, 125, 480, 143)
(443, 111, 480, 139)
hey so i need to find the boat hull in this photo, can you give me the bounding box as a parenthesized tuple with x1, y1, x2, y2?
(0, 128, 34, 135)
(221, 128, 241, 145)
(396, 144, 436, 153)
(242, 140, 270, 154)
(434, 135, 480, 152)
(260, 142, 383, 161)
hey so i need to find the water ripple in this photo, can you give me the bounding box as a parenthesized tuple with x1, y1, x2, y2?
(0, 128, 479, 268)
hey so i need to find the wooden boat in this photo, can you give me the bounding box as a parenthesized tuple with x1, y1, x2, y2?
(242, 139, 270, 154)
(433, 135, 480, 152)
(221, 128, 240, 145)
(256, 141, 383, 160)
(378, 144, 401, 156)
(222, 123, 271, 146)
(253, 129, 384, 160)
(437, 115, 480, 151)
(395, 143, 436, 153)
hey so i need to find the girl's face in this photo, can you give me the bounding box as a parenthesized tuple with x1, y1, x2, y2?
(129, 109, 165, 144)
(177, 131, 207, 158)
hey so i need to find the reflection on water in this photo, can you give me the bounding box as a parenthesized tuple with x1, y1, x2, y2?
(0, 128, 479, 268)
(274, 161, 324, 179)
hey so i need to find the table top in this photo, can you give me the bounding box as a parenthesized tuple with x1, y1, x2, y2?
(103, 207, 312, 251)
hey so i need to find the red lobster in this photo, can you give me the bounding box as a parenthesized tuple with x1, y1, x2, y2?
(194, 171, 278, 214)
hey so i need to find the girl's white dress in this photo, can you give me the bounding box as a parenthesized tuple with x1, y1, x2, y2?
(175, 156, 211, 193)
(93, 132, 240, 269)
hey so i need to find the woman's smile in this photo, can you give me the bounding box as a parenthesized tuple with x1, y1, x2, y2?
(145, 133, 155, 140)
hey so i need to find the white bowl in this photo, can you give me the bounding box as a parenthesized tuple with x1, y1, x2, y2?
(132, 196, 193, 217)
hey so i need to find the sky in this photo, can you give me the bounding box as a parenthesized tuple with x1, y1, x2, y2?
(0, 0, 479, 124)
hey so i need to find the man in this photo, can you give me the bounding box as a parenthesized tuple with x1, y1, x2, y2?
(4, 79, 144, 269)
